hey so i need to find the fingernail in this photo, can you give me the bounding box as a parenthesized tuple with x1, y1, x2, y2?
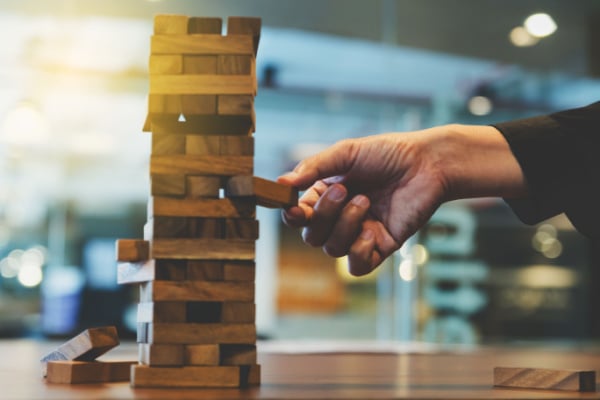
(278, 171, 298, 182)
(327, 185, 346, 202)
(360, 229, 374, 241)
(351, 195, 369, 208)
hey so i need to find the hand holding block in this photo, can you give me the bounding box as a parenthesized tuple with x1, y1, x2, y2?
(225, 176, 298, 208)
(493, 367, 596, 392)
(116, 239, 150, 262)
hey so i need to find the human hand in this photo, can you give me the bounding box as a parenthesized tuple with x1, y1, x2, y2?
(278, 125, 525, 276)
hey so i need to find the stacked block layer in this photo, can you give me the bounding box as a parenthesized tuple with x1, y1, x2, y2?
(117, 14, 262, 388)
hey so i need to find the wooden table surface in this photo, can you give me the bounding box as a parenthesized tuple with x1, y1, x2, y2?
(3, 339, 600, 399)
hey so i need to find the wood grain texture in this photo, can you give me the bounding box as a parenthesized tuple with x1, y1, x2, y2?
(139, 343, 184, 366)
(146, 217, 188, 239)
(217, 55, 252, 75)
(131, 364, 243, 388)
(493, 367, 596, 392)
(185, 135, 221, 155)
(150, 117, 254, 136)
(220, 344, 257, 365)
(182, 55, 217, 74)
(187, 260, 224, 281)
(181, 94, 217, 114)
(220, 136, 254, 155)
(223, 261, 256, 281)
(151, 34, 253, 55)
(185, 176, 221, 198)
(150, 155, 253, 176)
(225, 176, 298, 208)
(154, 259, 188, 280)
(227, 17, 261, 55)
(187, 17, 222, 34)
(149, 197, 255, 218)
(149, 55, 183, 74)
(40, 326, 120, 376)
(137, 301, 187, 323)
(224, 219, 259, 240)
(147, 322, 256, 344)
(218, 95, 253, 115)
(150, 74, 255, 95)
(154, 15, 189, 34)
(151, 238, 255, 260)
(140, 280, 254, 302)
(151, 174, 186, 197)
(116, 239, 150, 262)
(221, 302, 255, 323)
(152, 132, 186, 155)
(46, 360, 136, 384)
(185, 344, 220, 366)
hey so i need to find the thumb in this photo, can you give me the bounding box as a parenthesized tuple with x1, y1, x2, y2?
(278, 140, 356, 190)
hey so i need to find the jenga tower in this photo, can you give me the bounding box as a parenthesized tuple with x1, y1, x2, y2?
(115, 14, 295, 388)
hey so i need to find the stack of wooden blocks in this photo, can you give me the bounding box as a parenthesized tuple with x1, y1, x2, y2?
(115, 14, 292, 388)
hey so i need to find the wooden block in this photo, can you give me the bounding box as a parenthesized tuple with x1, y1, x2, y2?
(150, 74, 255, 95)
(221, 302, 255, 323)
(140, 280, 254, 302)
(217, 55, 252, 75)
(137, 301, 186, 323)
(225, 219, 259, 240)
(185, 135, 221, 155)
(187, 17, 222, 34)
(223, 261, 255, 282)
(40, 327, 120, 376)
(154, 15, 189, 34)
(147, 323, 256, 344)
(188, 217, 225, 238)
(185, 344, 220, 366)
(151, 174, 186, 197)
(148, 94, 181, 115)
(149, 55, 183, 74)
(139, 343, 184, 366)
(117, 260, 154, 285)
(152, 132, 185, 155)
(220, 344, 257, 365)
(218, 95, 253, 116)
(182, 55, 217, 74)
(247, 364, 261, 386)
(116, 239, 149, 262)
(220, 136, 254, 156)
(149, 197, 255, 218)
(186, 177, 222, 198)
(154, 259, 188, 280)
(227, 17, 261, 55)
(150, 155, 253, 176)
(225, 176, 298, 208)
(181, 94, 216, 115)
(131, 365, 244, 388)
(46, 360, 136, 384)
(151, 238, 255, 260)
(493, 367, 596, 392)
(187, 260, 224, 281)
(151, 34, 254, 55)
(150, 117, 254, 136)
(146, 217, 188, 239)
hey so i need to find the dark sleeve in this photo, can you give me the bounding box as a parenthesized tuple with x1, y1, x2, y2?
(491, 101, 600, 239)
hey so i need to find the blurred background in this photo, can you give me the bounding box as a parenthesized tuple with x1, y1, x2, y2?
(1, 0, 599, 345)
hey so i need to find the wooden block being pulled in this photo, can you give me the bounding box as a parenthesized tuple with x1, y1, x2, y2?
(46, 360, 136, 384)
(151, 34, 253, 55)
(493, 367, 596, 392)
(185, 344, 220, 366)
(40, 326, 120, 376)
(226, 176, 298, 208)
(139, 343, 184, 366)
(150, 154, 253, 176)
(150, 74, 255, 95)
(116, 239, 150, 262)
(147, 322, 256, 344)
(140, 280, 254, 302)
(131, 364, 244, 388)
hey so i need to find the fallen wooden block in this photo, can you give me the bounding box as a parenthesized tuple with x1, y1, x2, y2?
(225, 176, 298, 208)
(493, 367, 596, 392)
(40, 326, 120, 376)
(46, 360, 136, 384)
